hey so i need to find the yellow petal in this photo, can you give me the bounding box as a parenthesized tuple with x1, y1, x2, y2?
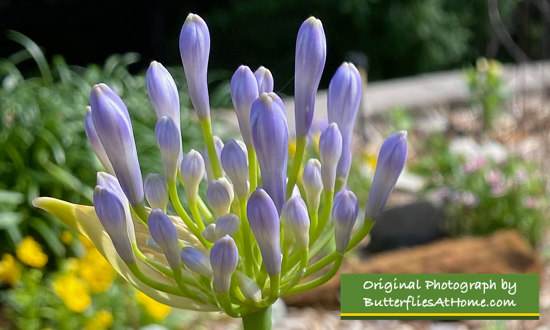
(33, 197, 215, 311)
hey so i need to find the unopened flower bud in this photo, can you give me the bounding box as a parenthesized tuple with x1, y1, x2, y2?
(216, 213, 240, 238)
(251, 93, 289, 212)
(221, 140, 249, 200)
(96, 172, 135, 243)
(179, 13, 211, 120)
(181, 246, 212, 277)
(302, 159, 323, 211)
(145, 236, 162, 253)
(280, 196, 310, 249)
(90, 83, 144, 208)
(206, 178, 234, 217)
(155, 116, 182, 183)
(247, 188, 281, 275)
(202, 224, 217, 243)
(254, 66, 274, 93)
(294, 17, 326, 138)
(319, 123, 343, 191)
(332, 190, 358, 253)
(231, 65, 258, 147)
(236, 271, 262, 302)
(146, 61, 181, 127)
(85, 106, 114, 174)
(366, 131, 408, 218)
(210, 235, 239, 293)
(144, 173, 169, 211)
(148, 209, 181, 271)
(93, 186, 135, 263)
(180, 149, 205, 202)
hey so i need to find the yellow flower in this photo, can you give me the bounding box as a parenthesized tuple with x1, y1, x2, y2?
(0, 254, 21, 285)
(79, 248, 115, 293)
(137, 291, 172, 320)
(53, 273, 91, 313)
(16, 236, 48, 268)
(60, 230, 73, 245)
(85, 310, 113, 330)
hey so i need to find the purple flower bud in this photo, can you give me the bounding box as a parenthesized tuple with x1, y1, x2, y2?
(366, 131, 408, 218)
(203, 136, 224, 182)
(145, 236, 162, 253)
(231, 65, 259, 147)
(250, 93, 289, 212)
(302, 159, 323, 211)
(216, 213, 240, 238)
(210, 235, 239, 293)
(179, 13, 211, 120)
(319, 123, 343, 191)
(85, 106, 114, 174)
(206, 178, 234, 217)
(90, 83, 144, 208)
(294, 17, 326, 138)
(155, 116, 182, 183)
(221, 140, 249, 200)
(96, 172, 126, 201)
(148, 209, 181, 271)
(144, 173, 169, 211)
(280, 196, 310, 249)
(236, 271, 262, 302)
(93, 186, 135, 263)
(202, 224, 218, 243)
(327, 62, 362, 182)
(180, 149, 205, 202)
(181, 246, 212, 277)
(332, 190, 358, 253)
(247, 188, 281, 276)
(254, 66, 274, 94)
(146, 61, 181, 126)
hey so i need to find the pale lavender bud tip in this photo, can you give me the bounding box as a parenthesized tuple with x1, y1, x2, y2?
(206, 179, 233, 217)
(90, 83, 144, 207)
(251, 93, 289, 212)
(247, 188, 281, 275)
(302, 159, 323, 210)
(85, 106, 114, 174)
(281, 196, 310, 249)
(155, 116, 182, 182)
(93, 186, 135, 263)
(148, 209, 181, 270)
(210, 235, 239, 293)
(202, 224, 217, 243)
(332, 189, 358, 253)
(146, 61, 181, 125)
(221, 139, 249, 199)
(231, 65, 259, 147)
(216, 213, 240, 238)
(294, 16, 327, 137)
(366, 131, 408, 218)
(179, 13, 211, 120)
(181, 246, 212, 277)
(180, 149, 205, 201)
(319, 123, 343, 191)
(254, 66, 274, 94)
(144, 173, 169, 210)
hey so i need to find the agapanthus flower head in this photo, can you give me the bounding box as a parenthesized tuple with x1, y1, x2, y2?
(254, 66, 274, 94)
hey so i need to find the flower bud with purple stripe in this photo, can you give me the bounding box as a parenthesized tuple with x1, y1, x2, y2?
(90, 83, 144, 208)
(221, 140, 249, 200)
(302, 159, 323, 211)
(85, 106, 114, 174)
(202, 224, 217, 243)
(250, 93, 289, 212)
(181, 246, 212, 277)
(216, 213, 240, 238)
(247, 188, 281, 276)
(203, 136, 224, 182)
(332, 190, 358, 253)
(294, 17, 326, 138)
(148, 209, 181, 271)
(180, 149, 205, 202)
(327, 62, 362, 183)
(366, 131, 408, 218)
(280, 196, 310, 249)
(231, 65, 258, 147)
(146, 61, 181, 126)
(206, 178, 234, 217)
(254, 66, 274, 94)
(210, 235, 239, 293)
(144, 173, 169, 211)
(319, 123, 342, 192)
(179, 13, 211, 120)
(93, 186, 135, 263)
(155, 116, 182, 183)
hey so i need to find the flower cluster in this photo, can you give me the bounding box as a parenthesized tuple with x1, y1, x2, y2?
(34, 14, 407, 320)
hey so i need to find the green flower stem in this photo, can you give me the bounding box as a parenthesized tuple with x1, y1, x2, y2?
(286, 135, 307, 198)
(248, 147, 258, 192)
(269, 274, 280, 301)
(168, 181, 210, 248)
(189, 199, 205, 233)
(239, 198, 256, 277)
(280, 239, 292, 274)
(242, 306, 272, 330)
(334, 176, 346, 194)
(285, 254, 343, 296)
(308, 207, 319, 237)
(282, 249, 308, 293)
(127, 262, 187, 297)
(197, 197, 213, 221)
(173, 269, 206, 303)
(310, 190, 334, 246)
(132, 204, 149, 225)
(219, 293, 240, 318)
(200, 118, 222, 179)
(256, 265, 268, 291)
(230, 277, 247, 303)
(133, 243, 172, 277)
